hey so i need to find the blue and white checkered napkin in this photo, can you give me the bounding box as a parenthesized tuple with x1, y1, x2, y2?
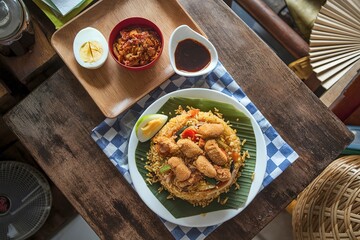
(91, 61, 299, 240)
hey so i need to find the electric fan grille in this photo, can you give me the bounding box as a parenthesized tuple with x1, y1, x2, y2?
(0, 161, 52, 240)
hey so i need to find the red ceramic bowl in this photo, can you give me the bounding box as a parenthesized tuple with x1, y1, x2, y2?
(109, 17, 164, 71)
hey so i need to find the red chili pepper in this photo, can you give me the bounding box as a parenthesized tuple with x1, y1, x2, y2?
(231, 152, 240, 161)
(181, 128, 197, 141)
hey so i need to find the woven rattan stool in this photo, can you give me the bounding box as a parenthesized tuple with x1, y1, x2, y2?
(293, 155, 360, 239)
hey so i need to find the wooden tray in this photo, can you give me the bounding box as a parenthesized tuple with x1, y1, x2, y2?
(51, 0, 205, 118)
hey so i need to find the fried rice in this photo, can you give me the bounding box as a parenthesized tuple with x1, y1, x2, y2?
(145, 107, 246, 207)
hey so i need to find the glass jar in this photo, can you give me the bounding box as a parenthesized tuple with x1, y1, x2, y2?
(0, 0, 34, 56)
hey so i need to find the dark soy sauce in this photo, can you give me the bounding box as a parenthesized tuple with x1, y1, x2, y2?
(175, 38, 210, 72)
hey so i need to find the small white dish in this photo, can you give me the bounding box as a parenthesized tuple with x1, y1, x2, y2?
(73, 27, 109, 69)
(169, 25, 218, 77)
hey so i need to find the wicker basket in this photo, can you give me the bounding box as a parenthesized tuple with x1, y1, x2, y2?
(293, 155, 360, 239)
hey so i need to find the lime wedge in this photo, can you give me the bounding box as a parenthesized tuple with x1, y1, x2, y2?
(135, 114, 168, 142)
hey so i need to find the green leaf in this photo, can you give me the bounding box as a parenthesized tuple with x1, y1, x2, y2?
(135, 97, 256, 218)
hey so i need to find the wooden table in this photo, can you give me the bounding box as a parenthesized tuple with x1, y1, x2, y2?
(4, 0, 354, 239)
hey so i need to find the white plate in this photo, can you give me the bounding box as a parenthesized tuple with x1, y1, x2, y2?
(128, 88, 267, 227)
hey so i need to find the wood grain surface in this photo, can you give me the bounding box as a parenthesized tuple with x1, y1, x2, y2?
(5, 67, 172, 239)
(4, 0, 353, 239)
(0, 20, 57, 86)
(51, 0, 204, 118)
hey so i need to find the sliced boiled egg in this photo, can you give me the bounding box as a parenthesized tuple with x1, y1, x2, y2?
(135, 114, 168, 142)
(73, 27, 109, 69)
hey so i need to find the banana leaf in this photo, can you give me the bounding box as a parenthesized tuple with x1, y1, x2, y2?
(135, 97, 257, 218)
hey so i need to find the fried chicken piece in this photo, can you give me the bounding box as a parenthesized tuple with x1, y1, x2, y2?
(214, 166, 231, 182)
(168, 156, 183, 168)
(204, 139, 228, 165)
(155, 136, 179, 156)
(197, 123, 224, 139)
(168, 157, 191, 181)
(195, 155, 216, 178)
(177, 138, 203, 158)
(175, 164, 191, 181)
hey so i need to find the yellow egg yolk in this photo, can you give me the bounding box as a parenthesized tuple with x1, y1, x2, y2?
(79, 41, 103, 63)
(141, 119, 163, 137)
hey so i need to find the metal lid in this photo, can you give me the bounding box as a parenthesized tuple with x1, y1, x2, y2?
(0, 0, 23, 41)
